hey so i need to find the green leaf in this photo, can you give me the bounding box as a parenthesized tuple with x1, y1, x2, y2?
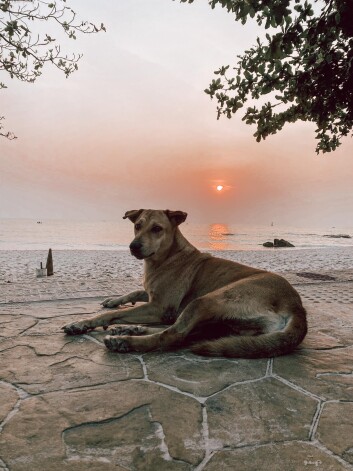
(244, 70, 252, 80)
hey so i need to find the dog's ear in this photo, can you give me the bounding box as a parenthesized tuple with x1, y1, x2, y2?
(165, 210, 188, 226)
(123, 209, 144, 223)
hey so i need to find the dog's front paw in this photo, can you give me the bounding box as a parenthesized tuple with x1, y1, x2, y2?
(61, 320, 94, 335)
(104, 335, 132, 353)
(101, 297, 123, 308)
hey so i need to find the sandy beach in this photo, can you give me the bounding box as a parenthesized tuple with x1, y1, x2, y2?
(1, 246, 353, 284)
(1, 246, 353, 305)
(0, 246, 352, 306)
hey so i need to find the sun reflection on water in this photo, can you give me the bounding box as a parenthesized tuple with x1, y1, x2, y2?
(208, 223, 234, 250)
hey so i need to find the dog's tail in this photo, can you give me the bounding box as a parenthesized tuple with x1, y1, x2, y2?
(191, 306, 307, 359)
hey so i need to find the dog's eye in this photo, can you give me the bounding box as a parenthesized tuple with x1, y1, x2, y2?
(135, 223, 141, 231)
(151, 225, 162, 233)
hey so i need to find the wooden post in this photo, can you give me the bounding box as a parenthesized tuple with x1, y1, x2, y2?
(46, 248, 54, 276)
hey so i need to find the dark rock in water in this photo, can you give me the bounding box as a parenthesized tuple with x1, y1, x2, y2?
(274, 238, 295, 248)
(263, 239, 294, 248)
(296, 272, 336, 281)
(323, 234, 351, 239)
(263, 241, 274, 248)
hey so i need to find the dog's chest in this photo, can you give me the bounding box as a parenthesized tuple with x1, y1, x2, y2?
(143, 251, 212, 306)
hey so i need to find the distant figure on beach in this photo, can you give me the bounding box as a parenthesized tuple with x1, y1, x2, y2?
(63, 209, 307, 359)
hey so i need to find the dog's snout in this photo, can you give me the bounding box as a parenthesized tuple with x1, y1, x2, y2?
(129, 240, 143, 253)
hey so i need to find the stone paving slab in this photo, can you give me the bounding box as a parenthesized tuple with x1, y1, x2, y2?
(0, 284, 353, 470)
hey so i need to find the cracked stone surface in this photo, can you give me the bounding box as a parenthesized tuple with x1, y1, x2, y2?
(203, 442, 351, 471)
(317, 402, 353, 464)
(144, 353, 268, 397)
(206, 377, 317, 446)
(0, 272, 353, 470)
(0, 383, 18, 425)
(0, 382, 202, 470)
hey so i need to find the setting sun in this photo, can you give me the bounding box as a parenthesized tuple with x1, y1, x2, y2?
(216, 185, 224, 191)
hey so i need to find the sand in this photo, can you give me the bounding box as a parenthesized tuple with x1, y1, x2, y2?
(1, 246, 352, 305)
(1, 246, 353, 284)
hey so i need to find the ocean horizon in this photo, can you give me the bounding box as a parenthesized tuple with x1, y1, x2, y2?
(1, 218, 352, 252)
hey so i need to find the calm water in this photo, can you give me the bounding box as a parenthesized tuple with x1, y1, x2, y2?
(1, 219, 353, 251)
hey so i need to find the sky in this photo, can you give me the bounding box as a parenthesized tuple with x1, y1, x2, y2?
(1, 0, 353, 228)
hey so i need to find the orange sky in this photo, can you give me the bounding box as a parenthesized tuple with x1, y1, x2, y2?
(1, 0, 352, 227)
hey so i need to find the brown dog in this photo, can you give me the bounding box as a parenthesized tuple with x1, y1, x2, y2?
(62, 209, 307, 358)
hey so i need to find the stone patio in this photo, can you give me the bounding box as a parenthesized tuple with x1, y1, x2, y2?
(0, 276, 353, 470)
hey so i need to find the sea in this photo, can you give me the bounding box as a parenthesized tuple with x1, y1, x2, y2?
(0, 218, 352, 252)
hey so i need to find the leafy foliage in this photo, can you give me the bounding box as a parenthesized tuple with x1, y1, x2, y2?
(180, 0, 353, 153)
(0, 0, 105, 138)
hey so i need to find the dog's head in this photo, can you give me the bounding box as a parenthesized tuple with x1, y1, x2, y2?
(123, 209, 187, 260)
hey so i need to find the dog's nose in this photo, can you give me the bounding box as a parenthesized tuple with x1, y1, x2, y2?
(129, 240, 143, 253)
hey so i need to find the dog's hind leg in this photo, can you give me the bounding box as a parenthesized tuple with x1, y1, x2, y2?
(104, 296, 214, 353)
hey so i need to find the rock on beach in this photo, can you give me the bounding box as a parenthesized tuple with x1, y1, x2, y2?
(263, 239, 295, 248)
(323, 234, 351, 239)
